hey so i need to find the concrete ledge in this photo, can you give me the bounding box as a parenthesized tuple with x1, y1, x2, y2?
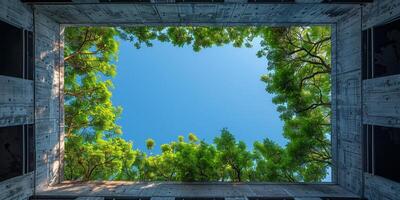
(37, 182, 359, 199)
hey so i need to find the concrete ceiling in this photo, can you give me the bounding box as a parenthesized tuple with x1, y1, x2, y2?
(33, 2, 362, 25)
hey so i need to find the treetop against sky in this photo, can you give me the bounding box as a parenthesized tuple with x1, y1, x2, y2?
(64, 26, 331, 182)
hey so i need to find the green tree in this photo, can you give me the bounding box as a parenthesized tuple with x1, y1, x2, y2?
(188, 133, 199, 143)
(64, 133, 136, 181)
(257, 26, 331, 181)
(64, 26, 332, 183)
(253, 139, 298, 182)
(120, 27, 260, 52)
(146, 138, 156, 151)
(64, 27, 122, 139)
(214, 128, 253, 182)
(171, 134, 219, 181)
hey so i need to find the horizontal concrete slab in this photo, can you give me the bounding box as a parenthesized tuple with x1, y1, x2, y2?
(75, 197, 104, 200)
(38, 182, 359, 199)
(34, 3, 358, 25)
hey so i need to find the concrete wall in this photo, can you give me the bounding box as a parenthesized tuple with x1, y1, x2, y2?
(34, 10, 64, 192)
(2, 0, 400, 199)
(0, 1, 34, 199)
(333, 6, 363, 195)
(333, 0, 400, 198)
(360, 1, 400, 199)
(0, 0, 64, 199)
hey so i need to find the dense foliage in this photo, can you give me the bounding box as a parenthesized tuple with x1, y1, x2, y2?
(64, 26, 331, 182)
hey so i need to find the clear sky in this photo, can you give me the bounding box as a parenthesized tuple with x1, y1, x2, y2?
(111, 38, 285, 153)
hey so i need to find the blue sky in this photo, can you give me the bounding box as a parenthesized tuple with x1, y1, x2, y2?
(111, 38, 285, 153)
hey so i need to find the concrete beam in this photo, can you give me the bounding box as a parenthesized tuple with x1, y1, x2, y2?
(34, 3, 358, 25)
(0, 75, 34, 127)
(37, 182, 360, 198)
(75, 197, 105, 200)
(363, 74, 400, 128)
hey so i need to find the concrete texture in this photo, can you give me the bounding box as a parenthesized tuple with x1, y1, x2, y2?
(0, 0, 400, 199)
(35, 3, 357, 26)
(38, 182, 359, 198)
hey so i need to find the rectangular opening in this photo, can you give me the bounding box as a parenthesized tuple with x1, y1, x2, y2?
(63, 26, 332, 183)
(0, 20, 24, 79)
(373, 18, 400, 78)
(364, 124, 400, 183)
(0, 124, 35, 182)
(24, 30, 34, 81)
(25, 124, 36, 173)
(0, 20, 34, 80)
(363, 17, 400, 79)
(362, 29, 372, 80)
(0, 125, 24, 181)
(363, 125, 373, 174)
(373, 125, 400, 182)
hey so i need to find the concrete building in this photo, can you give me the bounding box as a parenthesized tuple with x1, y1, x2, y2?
(0, 0, 399, 199)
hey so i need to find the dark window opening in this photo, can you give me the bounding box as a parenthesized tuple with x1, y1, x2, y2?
(374, 125, 400, 182)
(25, 30, 34, 80)
(362, 29, 372, 79)
(0, 20, 23, 78)
(25, 124, 35, 173)
(0, 125, 23, 181)
(0, 124, 35, 182)
(0, 20, 34, 80)
(373, 18, 400, 78)
(363, 125, 400, 183)
(363, 125, 373, 174)
(363, 17, 400, 79)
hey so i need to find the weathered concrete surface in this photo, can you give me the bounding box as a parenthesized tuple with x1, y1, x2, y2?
(151, 197, 175, 200)
(63, 0, 360, 3)
(38, 182, 359, 199)
(360, 0, 400, 199)
(364, 174, 400, 200)
(34, 8, 65, 193)
(0, 172, 34, 200)
(294, 198, 321, 200)
(333, 7, 363, 195)
(0, 75, 34, 127)
(2, 0, 400, 199)
(0, 0, 33, 30)
(34, 3, 358, 26)
(0, 0, 34, 200)
(362, 0, 400, 30)
(75, 197, 105, 200)
(363, 74, 400, 128)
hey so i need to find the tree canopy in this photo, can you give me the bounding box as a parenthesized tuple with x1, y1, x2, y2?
(64, 26, 331, 182)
